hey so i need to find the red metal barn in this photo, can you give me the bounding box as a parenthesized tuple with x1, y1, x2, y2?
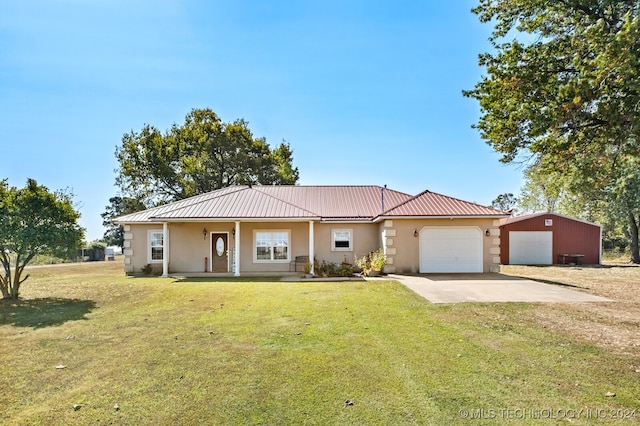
(499, 213, 601, 265)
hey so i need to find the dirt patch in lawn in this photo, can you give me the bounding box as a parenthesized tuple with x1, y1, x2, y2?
(500, 263, 640, 355)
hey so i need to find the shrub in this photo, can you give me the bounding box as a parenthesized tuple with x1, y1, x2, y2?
(313, 259, 355, 277)
(369, 249, 386, 272)
(315, 260, 336, 276)
(337, 262, 354, 277)
(355, 249, 386, 276)
(90, 241, 107, 250)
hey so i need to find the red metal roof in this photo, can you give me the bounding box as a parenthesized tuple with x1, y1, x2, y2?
(381, 190, 508, 217)
(499, 212, 601, 227)
(115, 185, 507, 223)
(251, 185, 412, 220)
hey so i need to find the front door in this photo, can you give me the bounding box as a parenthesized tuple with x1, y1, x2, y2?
(211, 233, 229, 272)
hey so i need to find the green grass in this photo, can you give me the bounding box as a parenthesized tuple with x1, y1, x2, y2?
(1, 262, 639, 425)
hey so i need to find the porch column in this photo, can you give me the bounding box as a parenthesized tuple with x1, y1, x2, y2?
(234, 221, 240, 276)
(162, 222, 169, 277)
(308, 220, 314, 275)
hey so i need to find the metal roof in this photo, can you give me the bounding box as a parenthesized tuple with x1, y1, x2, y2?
(115, 185, 507, 223)
(381, 190, 508, 218)
(499, 212, 601, 228)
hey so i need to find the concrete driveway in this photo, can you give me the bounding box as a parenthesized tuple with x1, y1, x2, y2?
(388, 273, 612, 303)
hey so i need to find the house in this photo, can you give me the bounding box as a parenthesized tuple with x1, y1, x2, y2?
(114, 185, 509, 276)
(499, 212, 602, 265)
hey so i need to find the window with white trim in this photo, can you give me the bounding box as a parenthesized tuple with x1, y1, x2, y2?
(148, 230, 164, 263)
(254, 230, 290, 262)
(332, 229, 352, 251)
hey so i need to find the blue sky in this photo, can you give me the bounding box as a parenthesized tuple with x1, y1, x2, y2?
(1, 0, 522, 241)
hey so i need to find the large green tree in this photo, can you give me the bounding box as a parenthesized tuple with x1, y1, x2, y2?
(101, 196, 146, 248)
(517, 164, 569, 214)
(490, 193, 518, 213)
(115, 108, 300, 205)
(464, 0, 640, 262)
(597, 157, 640, 262)
(0, 179, 85, 299)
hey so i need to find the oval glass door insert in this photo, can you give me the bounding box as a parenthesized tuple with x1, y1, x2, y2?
(216, 237, 225, 256)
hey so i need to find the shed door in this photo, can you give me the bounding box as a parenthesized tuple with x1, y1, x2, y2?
(509, 231, 552, 265)
(419, 227, 483, 273)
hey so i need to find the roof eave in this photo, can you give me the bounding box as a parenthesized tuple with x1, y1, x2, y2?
(500, 212, 601, 228)
(114, 220, 163, 225)
(149, 216, 323, 222)
(375, 214, 511, 222)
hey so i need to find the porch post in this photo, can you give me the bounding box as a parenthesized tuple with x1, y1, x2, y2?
(162, 222, 169, 277)
(308, 220, 314, 275)
(234, 221, 240, 276)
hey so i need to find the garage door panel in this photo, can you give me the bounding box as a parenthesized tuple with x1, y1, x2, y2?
(420, 227, 483, 273)
(509, 231, 552, 265)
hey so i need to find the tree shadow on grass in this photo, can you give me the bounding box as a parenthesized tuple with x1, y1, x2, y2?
(0, 298, 97, 329)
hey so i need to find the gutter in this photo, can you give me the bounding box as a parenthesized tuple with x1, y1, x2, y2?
(373, 215, 511, 222)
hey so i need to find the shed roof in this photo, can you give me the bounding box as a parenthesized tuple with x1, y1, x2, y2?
(499, 212, 601, 228)
(115, 185, 508, 223)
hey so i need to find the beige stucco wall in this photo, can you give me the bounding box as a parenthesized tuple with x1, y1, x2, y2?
(123, 222, 239, 274)
(235, 221, 380, 273)
(169, 222, 235, 272)
(378, 218, 501, 273)
(122, 218, 501, 275)
(312, 222, 380, 264)
(235, 221, 309, 273)
(123, 224, 160, 274)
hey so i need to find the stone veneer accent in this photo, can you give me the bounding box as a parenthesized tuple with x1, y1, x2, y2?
(123, 225, 134, 273)
(490, 220, 501, 273)
(382, 221, 397, 273)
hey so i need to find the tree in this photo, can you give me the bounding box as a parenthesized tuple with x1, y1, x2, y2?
(464, 0, 640, 262)
(603, 158, 640, 262)
(491, 193, 517, 213)
(115, 108, 300, 205)
(101, 196, 146, 248)
(517, 161, 638, 259)
(0, 179, 84, 299)
(517, 164, 569, 214)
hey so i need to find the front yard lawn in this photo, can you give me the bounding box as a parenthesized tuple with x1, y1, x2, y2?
(1, 261, 639, 425)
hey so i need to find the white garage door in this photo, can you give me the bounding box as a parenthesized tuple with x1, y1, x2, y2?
(509, 231, 552, 265)
(419, 227, 483, 273)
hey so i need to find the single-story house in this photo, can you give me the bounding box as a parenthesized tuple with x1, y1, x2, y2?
(499, 212, 602, 265)
(114, 185, 509, 276)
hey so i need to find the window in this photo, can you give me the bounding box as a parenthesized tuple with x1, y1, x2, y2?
(148, 230, 164, 263)
(254, 230, 290, 262)
(332, 229, 352, 251)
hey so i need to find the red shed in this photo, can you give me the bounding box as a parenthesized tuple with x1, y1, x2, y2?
(499, 213, 601, 265)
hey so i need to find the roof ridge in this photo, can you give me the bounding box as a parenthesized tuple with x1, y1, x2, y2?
(378, 188, 508, 218)
(262, 184, 400, 189)
(379, 189, 430, 216)
(147, 186, 248, 218)
(423, 189, 508, 214)
(501, 212, 601, 227)
(251, 186, 322, 217)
